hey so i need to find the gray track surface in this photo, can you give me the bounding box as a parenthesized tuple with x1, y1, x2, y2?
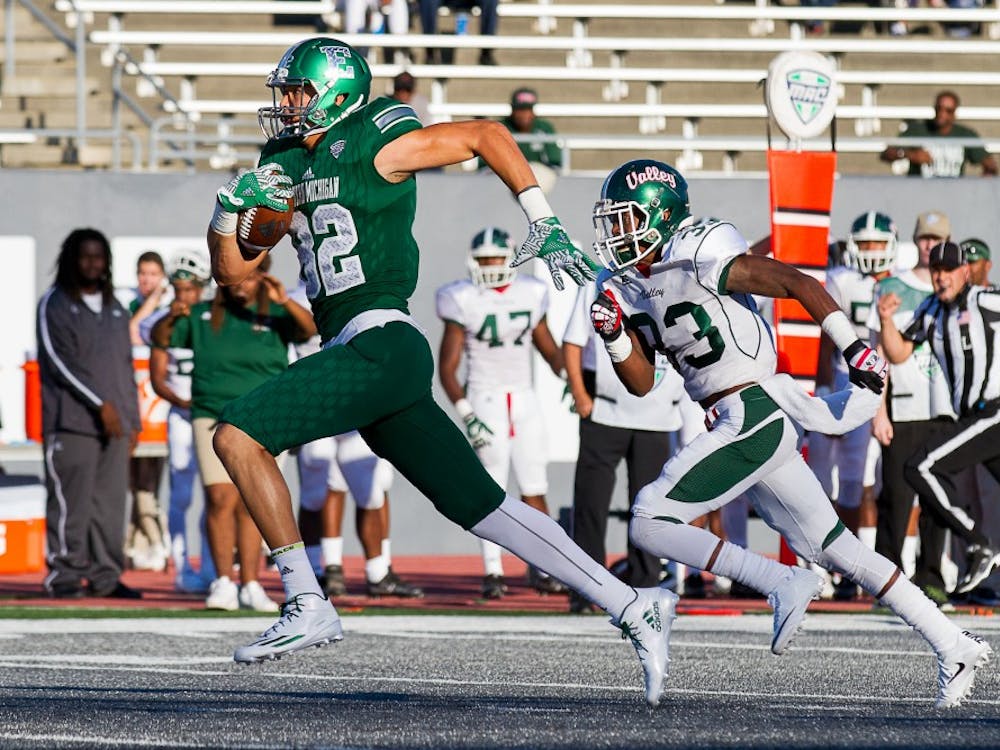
(0, 613, 998, 749)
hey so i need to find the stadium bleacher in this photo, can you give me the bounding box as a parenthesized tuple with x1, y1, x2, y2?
(3, 0, 1000, 173)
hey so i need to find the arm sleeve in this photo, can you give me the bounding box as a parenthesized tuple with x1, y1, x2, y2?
(562, 282, 595, 347)
(36, 291, 104, 409)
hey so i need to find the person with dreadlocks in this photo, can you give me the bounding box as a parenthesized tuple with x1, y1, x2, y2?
(37, 228, 142, 599)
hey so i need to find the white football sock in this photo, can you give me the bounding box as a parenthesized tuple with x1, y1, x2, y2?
(879, 573, 959, 654)
(480, 539, 505, 577)
(305, 544, 323, 576)
(901, 536, 918, 579)
(632, 516, 788, 594)
(857, 526, 877, 550)
(365, 554, 390, 584)
(471, 495, 635, 619)
(381, 538, 392, 566)
(321, 536, 343, 567)
(272, 542, 323, 600)
(821, 530, 957, 653)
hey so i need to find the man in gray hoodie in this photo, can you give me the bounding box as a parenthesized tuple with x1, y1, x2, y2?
(37, 228, 142, 599)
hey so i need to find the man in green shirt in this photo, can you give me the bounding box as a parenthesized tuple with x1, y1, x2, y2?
(503, 87, 562, 169)
(206, 37, 680, 707)
(880, 90, 998, 178)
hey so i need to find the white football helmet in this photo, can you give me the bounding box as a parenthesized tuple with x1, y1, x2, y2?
(468, 227, 516, 289)
(846, 211, 897, 275)
(168, 249, 211, 283)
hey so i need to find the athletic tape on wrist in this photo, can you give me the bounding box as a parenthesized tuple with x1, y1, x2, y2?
(210, 201, 238, 235)
(455, 398, 475, 420)
(517, 186, 553, 224)
(821, 311, 859, 354)
(605, 333, 633, 363)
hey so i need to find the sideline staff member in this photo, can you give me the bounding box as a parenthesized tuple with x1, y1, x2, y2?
(878, 241, 1000, 595)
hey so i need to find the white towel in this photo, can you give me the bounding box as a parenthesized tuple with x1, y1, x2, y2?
(759, 373, 880, 435)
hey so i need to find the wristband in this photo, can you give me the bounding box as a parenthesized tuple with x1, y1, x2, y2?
(210, 200, 238, 235)
(455, 398, 475, 420)
(820, 311, 858, 354)
(605, 333, 633, 363)
(517, 185, 553, 224)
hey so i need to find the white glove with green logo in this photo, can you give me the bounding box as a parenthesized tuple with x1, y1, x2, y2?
(217, 163, 293, 213)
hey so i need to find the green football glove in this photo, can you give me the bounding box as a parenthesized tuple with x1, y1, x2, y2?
(217, 163, 293, 213)
(511, 217, 599, 291)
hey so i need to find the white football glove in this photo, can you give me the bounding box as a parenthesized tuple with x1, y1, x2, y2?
(217, 163, 293, 213)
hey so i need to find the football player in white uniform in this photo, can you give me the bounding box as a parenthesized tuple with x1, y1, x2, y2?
(808, 212, 897, 600)
(140, 250, 216, 592)
(437, 228, 567, 599)
(588, 158, 991, 708)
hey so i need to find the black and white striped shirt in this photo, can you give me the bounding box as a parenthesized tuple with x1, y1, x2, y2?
(903, 285, 1000, 417)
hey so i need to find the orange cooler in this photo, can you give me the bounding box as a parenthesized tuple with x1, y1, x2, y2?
(0, 480, 46, 574)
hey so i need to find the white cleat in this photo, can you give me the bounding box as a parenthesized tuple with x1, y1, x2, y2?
(234, 592, 344, 664)
(613, 586, 679, 707)
(936, 630, 993, 708)
(768, 567, 824, 655)
(205, 576, 239, 612)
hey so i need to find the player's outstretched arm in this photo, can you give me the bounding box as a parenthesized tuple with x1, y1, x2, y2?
(375, 121, 596, 291)
(725, 255, 888, 394)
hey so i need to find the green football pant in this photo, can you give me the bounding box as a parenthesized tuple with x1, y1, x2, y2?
(220, 322, 504, 529)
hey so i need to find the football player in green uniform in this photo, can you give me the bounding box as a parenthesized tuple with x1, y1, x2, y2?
(206, 38, 676, 706)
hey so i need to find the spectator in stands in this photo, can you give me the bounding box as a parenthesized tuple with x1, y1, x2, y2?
(503, 88, 561, 170)
(563, 280, 684, 612)
(880, 91, 998, 178)
(38, 228, 142, 599)
(140, 250, 217, 593)
(342, 0, 410, 63)
(152, 256, 316, 612)
(961, 238, 992, 285)
(419, 0, 498, 65)
(391, 71, 432, 126)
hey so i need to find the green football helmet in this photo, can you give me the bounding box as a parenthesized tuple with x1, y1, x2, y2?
(592, 159, 691, 273)
(258, 37, 372, 140)
(468, 227, 516, 289)
(846, 211, 897, 275)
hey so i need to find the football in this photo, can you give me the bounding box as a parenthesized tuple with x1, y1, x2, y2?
(236, 197, 294, 256)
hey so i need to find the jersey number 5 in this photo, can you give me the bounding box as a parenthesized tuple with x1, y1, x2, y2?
(292, 204, 365, 298)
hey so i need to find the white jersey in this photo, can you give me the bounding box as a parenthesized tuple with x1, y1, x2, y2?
(435, 275, 549, 392)
(139, 307, 194, 402)
(825, 265, 877, 384)
(598, 220, 776, 403)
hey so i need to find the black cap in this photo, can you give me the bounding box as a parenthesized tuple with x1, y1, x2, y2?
(929, 241, 966, 270)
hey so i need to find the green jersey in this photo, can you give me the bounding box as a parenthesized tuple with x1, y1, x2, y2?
(260, 96, 423, 341)
(165, 300, 298, 420)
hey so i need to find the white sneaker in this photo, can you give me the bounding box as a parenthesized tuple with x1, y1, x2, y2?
(936, 630, 993, 708)
(768, 567, 824, 655)
(205, 576, 239, 611)
(234, 592, 344, 663)
(238, 580, 279, 613)
(613, 586, 679, 707)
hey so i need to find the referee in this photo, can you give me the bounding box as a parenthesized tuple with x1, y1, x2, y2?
(878, 241, 1000, 595)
